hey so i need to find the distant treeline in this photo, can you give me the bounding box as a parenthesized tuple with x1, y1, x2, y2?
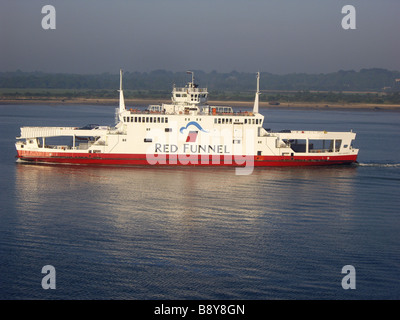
(1, 68, 400, 104)
(3, 88, 400, 104)
(1, 68, 400, 92)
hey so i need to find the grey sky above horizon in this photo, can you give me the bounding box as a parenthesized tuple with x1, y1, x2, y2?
(1, 0, 399, 74)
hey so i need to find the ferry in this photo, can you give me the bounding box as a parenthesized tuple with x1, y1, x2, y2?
(15, 70, 358, 173)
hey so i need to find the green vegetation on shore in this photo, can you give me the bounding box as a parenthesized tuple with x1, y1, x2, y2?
(1, 88, 400, 105)
(1, 68, 400, 104)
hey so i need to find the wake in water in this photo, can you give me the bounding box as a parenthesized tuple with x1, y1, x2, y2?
(357, 162, 400, 167)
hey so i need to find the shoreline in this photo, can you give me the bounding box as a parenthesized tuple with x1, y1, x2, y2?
(1, 97, 400, 110)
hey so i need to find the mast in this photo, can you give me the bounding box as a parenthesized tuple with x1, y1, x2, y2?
(119, 69, 126, 113)
(253, 72, 260, 114)
(186, 70, 194, 87)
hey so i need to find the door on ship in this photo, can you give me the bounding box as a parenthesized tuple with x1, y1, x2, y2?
(233, 123, 243, 155)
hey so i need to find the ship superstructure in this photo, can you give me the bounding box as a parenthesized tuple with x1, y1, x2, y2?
(16, 70, 358, 172)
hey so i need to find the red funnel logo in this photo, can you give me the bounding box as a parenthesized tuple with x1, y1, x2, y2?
(186, 131, 198, 142)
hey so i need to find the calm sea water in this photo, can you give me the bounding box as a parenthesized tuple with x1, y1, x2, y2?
(0, 104, 399, 300)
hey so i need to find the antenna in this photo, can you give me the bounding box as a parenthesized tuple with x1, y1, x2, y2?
(119, 69, 125, 113)
(186, 70, 194, 85)
(119, 69, 123, 91)
(256, 71, 260, 94)
(253, 71, 260, 114)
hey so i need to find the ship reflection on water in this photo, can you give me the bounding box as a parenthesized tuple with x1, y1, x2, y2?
(13, 163, 358, 299)
(14, 163, 358, 222)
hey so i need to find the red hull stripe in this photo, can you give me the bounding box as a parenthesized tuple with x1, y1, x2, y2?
(17, 150, 357, 166)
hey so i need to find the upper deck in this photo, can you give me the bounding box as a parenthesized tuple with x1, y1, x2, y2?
(119, 70, 261, 119)
(126, 105, 256, 117)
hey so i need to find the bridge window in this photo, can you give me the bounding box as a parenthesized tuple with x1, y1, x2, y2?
(335, 140, 342, 152)
(309, 139, 334, 153)
(288, 139, 307, 153)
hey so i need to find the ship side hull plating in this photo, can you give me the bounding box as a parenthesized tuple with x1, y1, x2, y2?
(16, 150, 357, 167)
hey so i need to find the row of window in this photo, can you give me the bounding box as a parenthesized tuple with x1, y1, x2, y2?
(184, 118, 202, 121)
(124, 116, 169, 123)
(175, 93, 207, 99)
(123, 115, 260, 126)
(215, 118, 233, 124)
(214, 118, 262, 125)
(244, 118, 261, 125)
(143, 127, 173, 132)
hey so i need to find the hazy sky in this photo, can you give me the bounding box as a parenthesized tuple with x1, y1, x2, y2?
(1, 0, 399, 74)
